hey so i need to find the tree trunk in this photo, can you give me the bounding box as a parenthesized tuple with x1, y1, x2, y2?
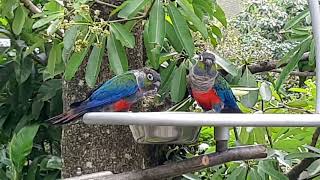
(61, 1, 166, 177)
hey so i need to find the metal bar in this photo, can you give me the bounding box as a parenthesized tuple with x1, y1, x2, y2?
(309, 0, 320, 113)
(83, 112, 320, 127)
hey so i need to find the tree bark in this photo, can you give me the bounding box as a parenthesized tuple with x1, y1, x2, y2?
(61, 1, 166, 177)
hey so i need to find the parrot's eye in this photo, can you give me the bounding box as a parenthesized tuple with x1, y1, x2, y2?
(147, 73, 153, 81)
(199, 55, 204, 61)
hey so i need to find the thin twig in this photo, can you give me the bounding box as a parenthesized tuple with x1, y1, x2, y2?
(20, 0, 42, 13)
(265, 127, 273, 148)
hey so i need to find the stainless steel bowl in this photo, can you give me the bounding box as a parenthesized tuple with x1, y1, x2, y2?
(129, 125, 201, 144)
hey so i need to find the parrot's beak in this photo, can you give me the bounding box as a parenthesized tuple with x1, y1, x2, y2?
(154, 81, 161, 88)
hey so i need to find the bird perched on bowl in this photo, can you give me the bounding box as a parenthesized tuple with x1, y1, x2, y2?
(47, 67, 161, 125)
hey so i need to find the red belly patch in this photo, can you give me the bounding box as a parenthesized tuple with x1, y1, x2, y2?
(192, 89, 222, 111)
(113, 99, 131, 112)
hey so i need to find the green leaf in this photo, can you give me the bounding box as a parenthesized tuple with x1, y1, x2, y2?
(32, 12, 63, 29)
(259, 82, 272, 101)
(107, 33, 128, 75)
(12, 6, 26, 35)
(239, 127, 250, 144)
(170, 63, 187, 103)
(258, 160, 288, 180)
(214, 53, 238, 76)
(62, 25, 79, 62)
(46, 156, 62, 170)
(85, 35, 106, 87)
(118, 0, 149, 18)
(254, 128, 266, 144)
(110, 23, 135, 48)
(36, 79, 62, 101)
(148, 0, 165, 45)
(165, 21, 183, 52)
(304, 145, 320, 154)
(284, 9, 309, 30)
(275, 36, 312, 90)
(64, 35, 94, 80)
(144, 21, 160, 69)
(177, 0, 208, 38)
(9, 125, 40, 178)
(211, 25, 222, 39)
(307, 159, 320, 176)
(227, 166, 247, 180)
(248, 168, 263, 180)
(20, 57, 33, 83)
(286, 100, 308, 108)
(46, 42, 62, 76)
(309, 39, 315, 67)
(167, 3, 194, 57)
(285, 152, 320, 160)
(47, 19, 61, 35)
(1, 0, 19, 19)
(159, 61, 177, 95)
(213, 3, 227, 27)
(110, 1, 129, 17)
(238, 67, 258, 108)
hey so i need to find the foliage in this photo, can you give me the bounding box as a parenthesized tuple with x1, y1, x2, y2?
(0, 0, 62, 179)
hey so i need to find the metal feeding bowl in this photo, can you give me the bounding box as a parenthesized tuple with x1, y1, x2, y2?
(129, 125, 201, 144)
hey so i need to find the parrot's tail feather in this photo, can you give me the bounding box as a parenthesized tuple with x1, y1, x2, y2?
(47, 108, 88, 125)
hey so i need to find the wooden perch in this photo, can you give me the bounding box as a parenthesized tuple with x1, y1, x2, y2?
(67, 145, 267, 180)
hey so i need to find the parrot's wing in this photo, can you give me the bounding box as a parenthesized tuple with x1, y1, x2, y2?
(213, 75, 240, 110)
(85, 73, 139, 109)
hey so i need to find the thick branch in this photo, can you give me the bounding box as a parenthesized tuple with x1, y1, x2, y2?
(271, 70, 316, 77)
(286, 127, 320, 180)
(20, 0, 42, 13)
(247, 52, 310, 74)
(66, 145, 267, 180)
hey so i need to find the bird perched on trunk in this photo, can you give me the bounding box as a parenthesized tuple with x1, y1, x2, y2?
(188, 51, 242, 113)
(48, 67, 161, 125)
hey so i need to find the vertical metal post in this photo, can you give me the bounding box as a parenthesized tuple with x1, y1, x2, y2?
(309, 0, 320, 113)
(214, 127, 229, 152)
